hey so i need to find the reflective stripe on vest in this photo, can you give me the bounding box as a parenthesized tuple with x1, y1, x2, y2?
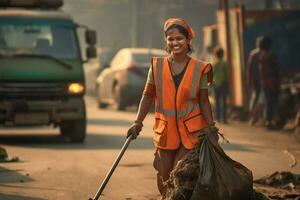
(155, 58, 202, 118)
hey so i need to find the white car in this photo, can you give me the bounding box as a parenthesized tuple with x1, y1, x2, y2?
(96, 48, 166, 110)
(84, 48, 116, 95)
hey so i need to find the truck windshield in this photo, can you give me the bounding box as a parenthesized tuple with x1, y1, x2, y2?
(0, 20, 79, 59)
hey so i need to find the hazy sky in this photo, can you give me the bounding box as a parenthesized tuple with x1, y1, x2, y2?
(62, 0, 298, 53)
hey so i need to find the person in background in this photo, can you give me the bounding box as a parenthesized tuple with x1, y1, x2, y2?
(259, 36, 281, 129)
(247, 37, 264, 125)
(212, 46, 229, 123)
(126, 18, 215, 199)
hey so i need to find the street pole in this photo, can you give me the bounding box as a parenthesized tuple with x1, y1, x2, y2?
(238, 5, 248, 117)
(131, 0, 137, 47)
(221, 0, 233, 108)
(222, 0, 232, 65)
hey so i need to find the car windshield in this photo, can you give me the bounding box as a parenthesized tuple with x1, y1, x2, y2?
(132, 52, 164, 64)
(99, 51, 116, 66)
(0, 19, 79, 59)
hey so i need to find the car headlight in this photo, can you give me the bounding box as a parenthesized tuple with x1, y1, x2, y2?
(67, 83, 84, 94)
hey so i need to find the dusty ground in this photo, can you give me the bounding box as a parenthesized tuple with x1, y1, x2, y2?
(0, 96, 299, 200)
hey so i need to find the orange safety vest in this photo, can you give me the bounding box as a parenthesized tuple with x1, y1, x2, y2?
(152, 57, 210, 150)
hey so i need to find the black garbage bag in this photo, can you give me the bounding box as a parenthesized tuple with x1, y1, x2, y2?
(165, 126, 253, 200)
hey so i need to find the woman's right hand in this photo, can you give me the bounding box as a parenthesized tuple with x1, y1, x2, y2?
(127, 120, 143, 140)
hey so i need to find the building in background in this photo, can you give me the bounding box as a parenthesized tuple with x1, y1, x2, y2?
(64, 0, 300, 56)
(202, 0, 300, 120)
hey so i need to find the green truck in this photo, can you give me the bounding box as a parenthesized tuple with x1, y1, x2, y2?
(0, 0, 97, 142)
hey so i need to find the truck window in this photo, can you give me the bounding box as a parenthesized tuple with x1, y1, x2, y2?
(0, 20, 79, 59)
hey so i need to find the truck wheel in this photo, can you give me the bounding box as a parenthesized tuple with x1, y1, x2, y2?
(60, 118, 86, 142)
(59, 99, 86, 143)
(113, 84, 126, 111)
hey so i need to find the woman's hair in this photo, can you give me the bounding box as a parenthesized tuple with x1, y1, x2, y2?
(164, 24, 193, 54)
(213, 46, 224, 58)
(260, 36, 272, 51)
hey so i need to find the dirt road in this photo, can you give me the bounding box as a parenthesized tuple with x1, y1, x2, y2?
(0, 96, 299, 200)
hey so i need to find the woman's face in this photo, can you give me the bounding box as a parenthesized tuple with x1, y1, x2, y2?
(165, 28, 189, 56)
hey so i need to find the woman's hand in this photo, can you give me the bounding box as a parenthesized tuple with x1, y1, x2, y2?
(127, 120, 143, 140)
(127, 95, 153, 140)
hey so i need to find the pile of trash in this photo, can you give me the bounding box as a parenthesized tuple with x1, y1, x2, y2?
(165, 152, 300, 200)
(164, 126, 253, 200)
(0, 146, 19, 162)
(254, 171, 300, 200)
(164, 147, 200, 200)
(163, 126, 300, 200)
(277, 74, 300, 140)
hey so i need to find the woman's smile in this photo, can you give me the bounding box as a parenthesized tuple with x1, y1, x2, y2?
(166, 29, 188, 55)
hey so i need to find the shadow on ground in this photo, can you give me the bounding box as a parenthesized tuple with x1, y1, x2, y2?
(0, 166, 67, 200)
(0, 133, 154, 150)
(0, 166, 33, 184)
(0, 132, 256, 152)
(0, 194, 45, 200)
(0, 117, 257, 152)
(87, 118, 131, 127)
(221, 143, 257, 152)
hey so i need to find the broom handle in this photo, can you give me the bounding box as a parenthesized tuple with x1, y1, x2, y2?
(89, 135, 133, 200)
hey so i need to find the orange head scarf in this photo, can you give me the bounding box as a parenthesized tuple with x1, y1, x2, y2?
(164, 18, 196, 44)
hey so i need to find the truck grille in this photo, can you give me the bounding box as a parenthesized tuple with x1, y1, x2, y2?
(0, 82, 67, 98)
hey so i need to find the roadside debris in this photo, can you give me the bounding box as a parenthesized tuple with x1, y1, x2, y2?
(283, 150, 297, 168)
(166, 159, 300, 200)
(290, 108, 300, 143)
(254, 171, 300, 200)
(164, 127, 253, 200)
(253, 187, 272, 200)
(255, 171, 300, 188)
(277, 75, 300, 135)
(0, 146, 19, 163)
(162, 125, 300, 200)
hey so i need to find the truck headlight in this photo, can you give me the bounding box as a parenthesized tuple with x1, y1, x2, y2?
(67, 83, 84, 94)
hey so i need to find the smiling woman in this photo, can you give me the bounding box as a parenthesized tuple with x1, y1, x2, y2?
(165, 25, 192, 56)
(126, 18, 215, 199)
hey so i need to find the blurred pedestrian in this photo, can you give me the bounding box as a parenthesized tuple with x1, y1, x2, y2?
(126, 18, 215, 199)
(259, 36, 281, 129)
(246, 37, 264, 125)
(212, 46, 229, 123)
